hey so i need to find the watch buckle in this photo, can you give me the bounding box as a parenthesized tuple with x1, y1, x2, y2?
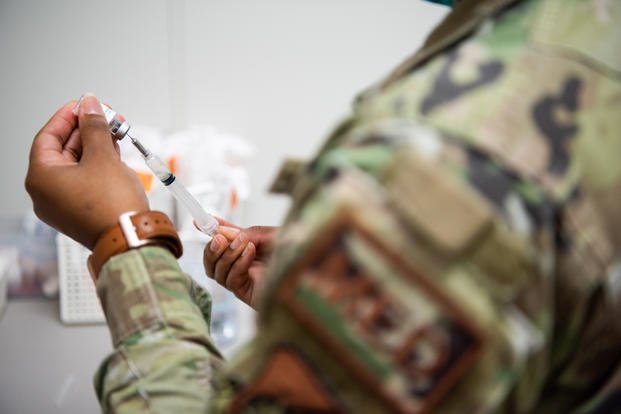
(119, 211, 152, 248)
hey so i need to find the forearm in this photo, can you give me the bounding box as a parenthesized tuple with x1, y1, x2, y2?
(94, 246, 223, 413)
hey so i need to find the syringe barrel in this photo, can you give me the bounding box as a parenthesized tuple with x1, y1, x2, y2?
(144, 154, 218, 235)
(166, 180, 219, 236)
(145, 154, 172, 183)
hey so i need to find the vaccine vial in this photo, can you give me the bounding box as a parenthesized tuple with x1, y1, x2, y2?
(100, 104, 130, 140)
(72, 94, 131, 140)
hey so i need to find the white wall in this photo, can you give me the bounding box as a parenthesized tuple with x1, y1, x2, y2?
(0, 0, 446, 226)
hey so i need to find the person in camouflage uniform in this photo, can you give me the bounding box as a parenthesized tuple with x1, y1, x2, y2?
(26, 0, 621, 412)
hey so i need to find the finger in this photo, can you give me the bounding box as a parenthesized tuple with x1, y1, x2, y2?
(195, 217, 239, 233)
(77, 94, 117, 160)
(225, 242, 255, 291)
(203, 234, 229, 278)
(214, 232, 249, 286)
(215, 216, 237, 228)
(61, 128, 82, 162)
(30, 101, 79, 163)
(203, 226, 242, 278)
(193, 217, 225, 233)
(203, 226, 240, 276)
(219, 226, 241, 241)
(245, 226, 277, 252)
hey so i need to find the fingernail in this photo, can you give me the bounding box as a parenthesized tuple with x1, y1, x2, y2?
(80, 93, 103, 115)
(71, 96, 84, 115)
(241, 242, 254, 257)
(230, 233, 247, 250)
(209, 236, 222, 252)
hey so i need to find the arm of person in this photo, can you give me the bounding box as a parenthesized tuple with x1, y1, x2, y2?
(26, 96, 224, 413)
(93, 246, 223, 413)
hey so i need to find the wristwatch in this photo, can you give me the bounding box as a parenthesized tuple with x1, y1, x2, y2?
(87, 211, 183, 280)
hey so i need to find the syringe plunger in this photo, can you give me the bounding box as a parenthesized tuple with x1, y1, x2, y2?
(167, 180, 219, 235)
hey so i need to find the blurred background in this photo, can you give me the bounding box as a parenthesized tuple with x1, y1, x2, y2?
(0, 0, 446, 412)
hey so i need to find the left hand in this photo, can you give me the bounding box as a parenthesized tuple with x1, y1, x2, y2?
(204, 218, 277, 309)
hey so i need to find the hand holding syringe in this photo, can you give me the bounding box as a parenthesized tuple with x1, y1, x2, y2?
(73, 96, 219, 236)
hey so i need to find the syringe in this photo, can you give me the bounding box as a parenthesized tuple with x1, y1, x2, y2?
(126, 133, 218, 236)
(73, 96, 219, 236)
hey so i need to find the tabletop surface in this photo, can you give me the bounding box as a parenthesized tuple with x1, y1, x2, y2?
(0, 299, 111, 414)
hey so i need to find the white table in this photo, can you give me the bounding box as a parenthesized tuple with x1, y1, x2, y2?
(0, 294, 255, 413)
(0, 299, 111, 413)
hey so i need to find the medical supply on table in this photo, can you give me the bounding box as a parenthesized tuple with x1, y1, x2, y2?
(56, 233, 105, 324)
(72, 96, 219, 236)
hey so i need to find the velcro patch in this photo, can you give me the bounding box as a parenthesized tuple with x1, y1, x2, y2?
(383, 148, 493, 256)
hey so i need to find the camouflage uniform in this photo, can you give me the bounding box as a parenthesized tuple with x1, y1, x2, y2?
(94, 0, 621, 412)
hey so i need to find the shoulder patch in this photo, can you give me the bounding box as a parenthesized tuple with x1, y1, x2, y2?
(277, 210, 486, 413)
(230, 345, 342, 413)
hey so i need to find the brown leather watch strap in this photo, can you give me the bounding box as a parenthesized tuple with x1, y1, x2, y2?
(88, 211, 183, 280)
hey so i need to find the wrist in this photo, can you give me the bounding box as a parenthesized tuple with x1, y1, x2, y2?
(87, 211, 183, 279)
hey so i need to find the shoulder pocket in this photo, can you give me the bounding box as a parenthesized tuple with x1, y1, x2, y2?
(382, 148, 494, 257)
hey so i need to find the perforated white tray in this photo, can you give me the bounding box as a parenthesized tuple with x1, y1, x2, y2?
(56, 234, 106, 324)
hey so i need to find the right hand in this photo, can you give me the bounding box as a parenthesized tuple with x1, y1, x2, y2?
(25, 95, 149, 250)
(203, 218, 277, 309)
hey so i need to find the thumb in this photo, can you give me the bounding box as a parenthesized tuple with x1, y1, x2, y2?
(215, 216, 237, 228)
(77, 94, 117, 160)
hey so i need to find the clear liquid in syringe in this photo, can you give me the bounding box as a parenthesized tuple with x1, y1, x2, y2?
(126, 132, 219, 236)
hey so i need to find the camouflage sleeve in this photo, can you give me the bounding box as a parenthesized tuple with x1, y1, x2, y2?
(93, 246, 224, 413)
